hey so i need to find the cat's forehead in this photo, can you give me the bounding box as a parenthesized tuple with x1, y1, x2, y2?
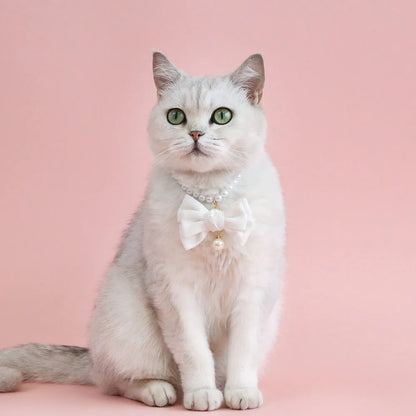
(161, 75, 241, 111)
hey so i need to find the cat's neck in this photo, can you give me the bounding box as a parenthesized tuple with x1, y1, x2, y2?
(170, 169, 240, 193)
(167, 151, 267, 194)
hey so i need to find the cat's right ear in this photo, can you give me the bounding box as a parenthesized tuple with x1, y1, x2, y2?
(231, 54, 265, 105)
(152, 52, 181, 98)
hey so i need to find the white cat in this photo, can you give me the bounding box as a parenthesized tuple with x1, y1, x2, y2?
(0, 52, 286, 411)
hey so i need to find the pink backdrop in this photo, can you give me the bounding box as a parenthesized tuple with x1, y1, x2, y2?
(1, 1, 415, 415)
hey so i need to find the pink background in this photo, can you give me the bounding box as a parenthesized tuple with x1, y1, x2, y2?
(1, 1, 415, 415)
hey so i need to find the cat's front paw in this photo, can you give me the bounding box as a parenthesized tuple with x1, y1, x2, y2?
(183, 388, 223, 411)
(224, 387, 263, 410)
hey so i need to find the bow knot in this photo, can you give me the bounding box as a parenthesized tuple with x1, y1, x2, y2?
(205, 208, 225, 231)
(177, 195, 254, 250)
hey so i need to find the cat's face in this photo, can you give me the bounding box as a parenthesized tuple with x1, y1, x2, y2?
(148, 53, 267, 174)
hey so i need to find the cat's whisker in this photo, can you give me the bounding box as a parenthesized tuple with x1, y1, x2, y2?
(228, 148, 248, 160)
(154, 149, 173, 164)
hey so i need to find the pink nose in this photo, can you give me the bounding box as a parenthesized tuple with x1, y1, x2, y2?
(189, 130, 204, 141)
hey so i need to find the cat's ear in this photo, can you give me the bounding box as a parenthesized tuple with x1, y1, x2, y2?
(152, 52, 181, 97)
(231, 54, 265, 105)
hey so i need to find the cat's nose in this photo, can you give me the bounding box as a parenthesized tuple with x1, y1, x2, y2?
(189, 130, 205, 141)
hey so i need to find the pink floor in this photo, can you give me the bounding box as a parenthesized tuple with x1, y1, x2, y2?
(1, 382, 414, 416)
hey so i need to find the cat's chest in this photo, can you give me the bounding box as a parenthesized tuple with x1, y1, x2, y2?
(193, 250, 242, 330)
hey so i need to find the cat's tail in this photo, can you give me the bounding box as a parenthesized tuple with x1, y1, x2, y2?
(0, 344, 92, 392)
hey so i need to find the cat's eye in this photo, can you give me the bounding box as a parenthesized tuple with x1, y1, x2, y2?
(167, 108, 186, 125)
(212, 108, 232, 125)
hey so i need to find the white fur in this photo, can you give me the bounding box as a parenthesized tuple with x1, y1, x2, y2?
(89, 53, 286, 410)
(0, 53, 285, 411)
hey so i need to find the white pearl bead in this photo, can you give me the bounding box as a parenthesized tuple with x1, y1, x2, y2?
(213, 238, 224, 251)
(177, 173, 241, 205)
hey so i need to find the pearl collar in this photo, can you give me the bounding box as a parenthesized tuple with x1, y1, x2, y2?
(176, 173, 242, 205)
(175, 173, 248, 251)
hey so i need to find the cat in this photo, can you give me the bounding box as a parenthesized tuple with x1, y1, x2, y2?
(0, 52, 286, 411)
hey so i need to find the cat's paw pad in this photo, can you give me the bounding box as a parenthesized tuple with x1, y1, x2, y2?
(183, 388, 223, 411)
(224, 387, 263, 410)
(125, 379, 177, 407)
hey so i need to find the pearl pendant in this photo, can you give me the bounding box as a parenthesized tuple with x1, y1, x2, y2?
(213, 235, 225, 251)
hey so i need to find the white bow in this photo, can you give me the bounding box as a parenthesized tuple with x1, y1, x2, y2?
(177, 194, 254, 250)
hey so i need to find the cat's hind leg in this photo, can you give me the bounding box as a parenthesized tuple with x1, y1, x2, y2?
(89, 264, 179, 406)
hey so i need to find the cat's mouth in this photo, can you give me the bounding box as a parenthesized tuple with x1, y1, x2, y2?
(188, 145, 207, 157)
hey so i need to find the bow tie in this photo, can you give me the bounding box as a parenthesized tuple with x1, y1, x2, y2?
(177, 194, 254, 250)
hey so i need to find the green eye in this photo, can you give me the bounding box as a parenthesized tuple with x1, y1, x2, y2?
(212, 107, 232, 125)
(167, 108, 186, 125)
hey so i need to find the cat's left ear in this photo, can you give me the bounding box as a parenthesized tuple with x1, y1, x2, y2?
(153, 52, 181, 97)
(231, 54, 265, 105)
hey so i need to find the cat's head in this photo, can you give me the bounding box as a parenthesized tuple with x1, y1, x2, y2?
(148, 52, 267, 174)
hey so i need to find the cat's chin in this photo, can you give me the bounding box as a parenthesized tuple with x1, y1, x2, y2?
(168, 153, 249, 176)
(174, 156, 223, 174)
(170, 165, 243, 185)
